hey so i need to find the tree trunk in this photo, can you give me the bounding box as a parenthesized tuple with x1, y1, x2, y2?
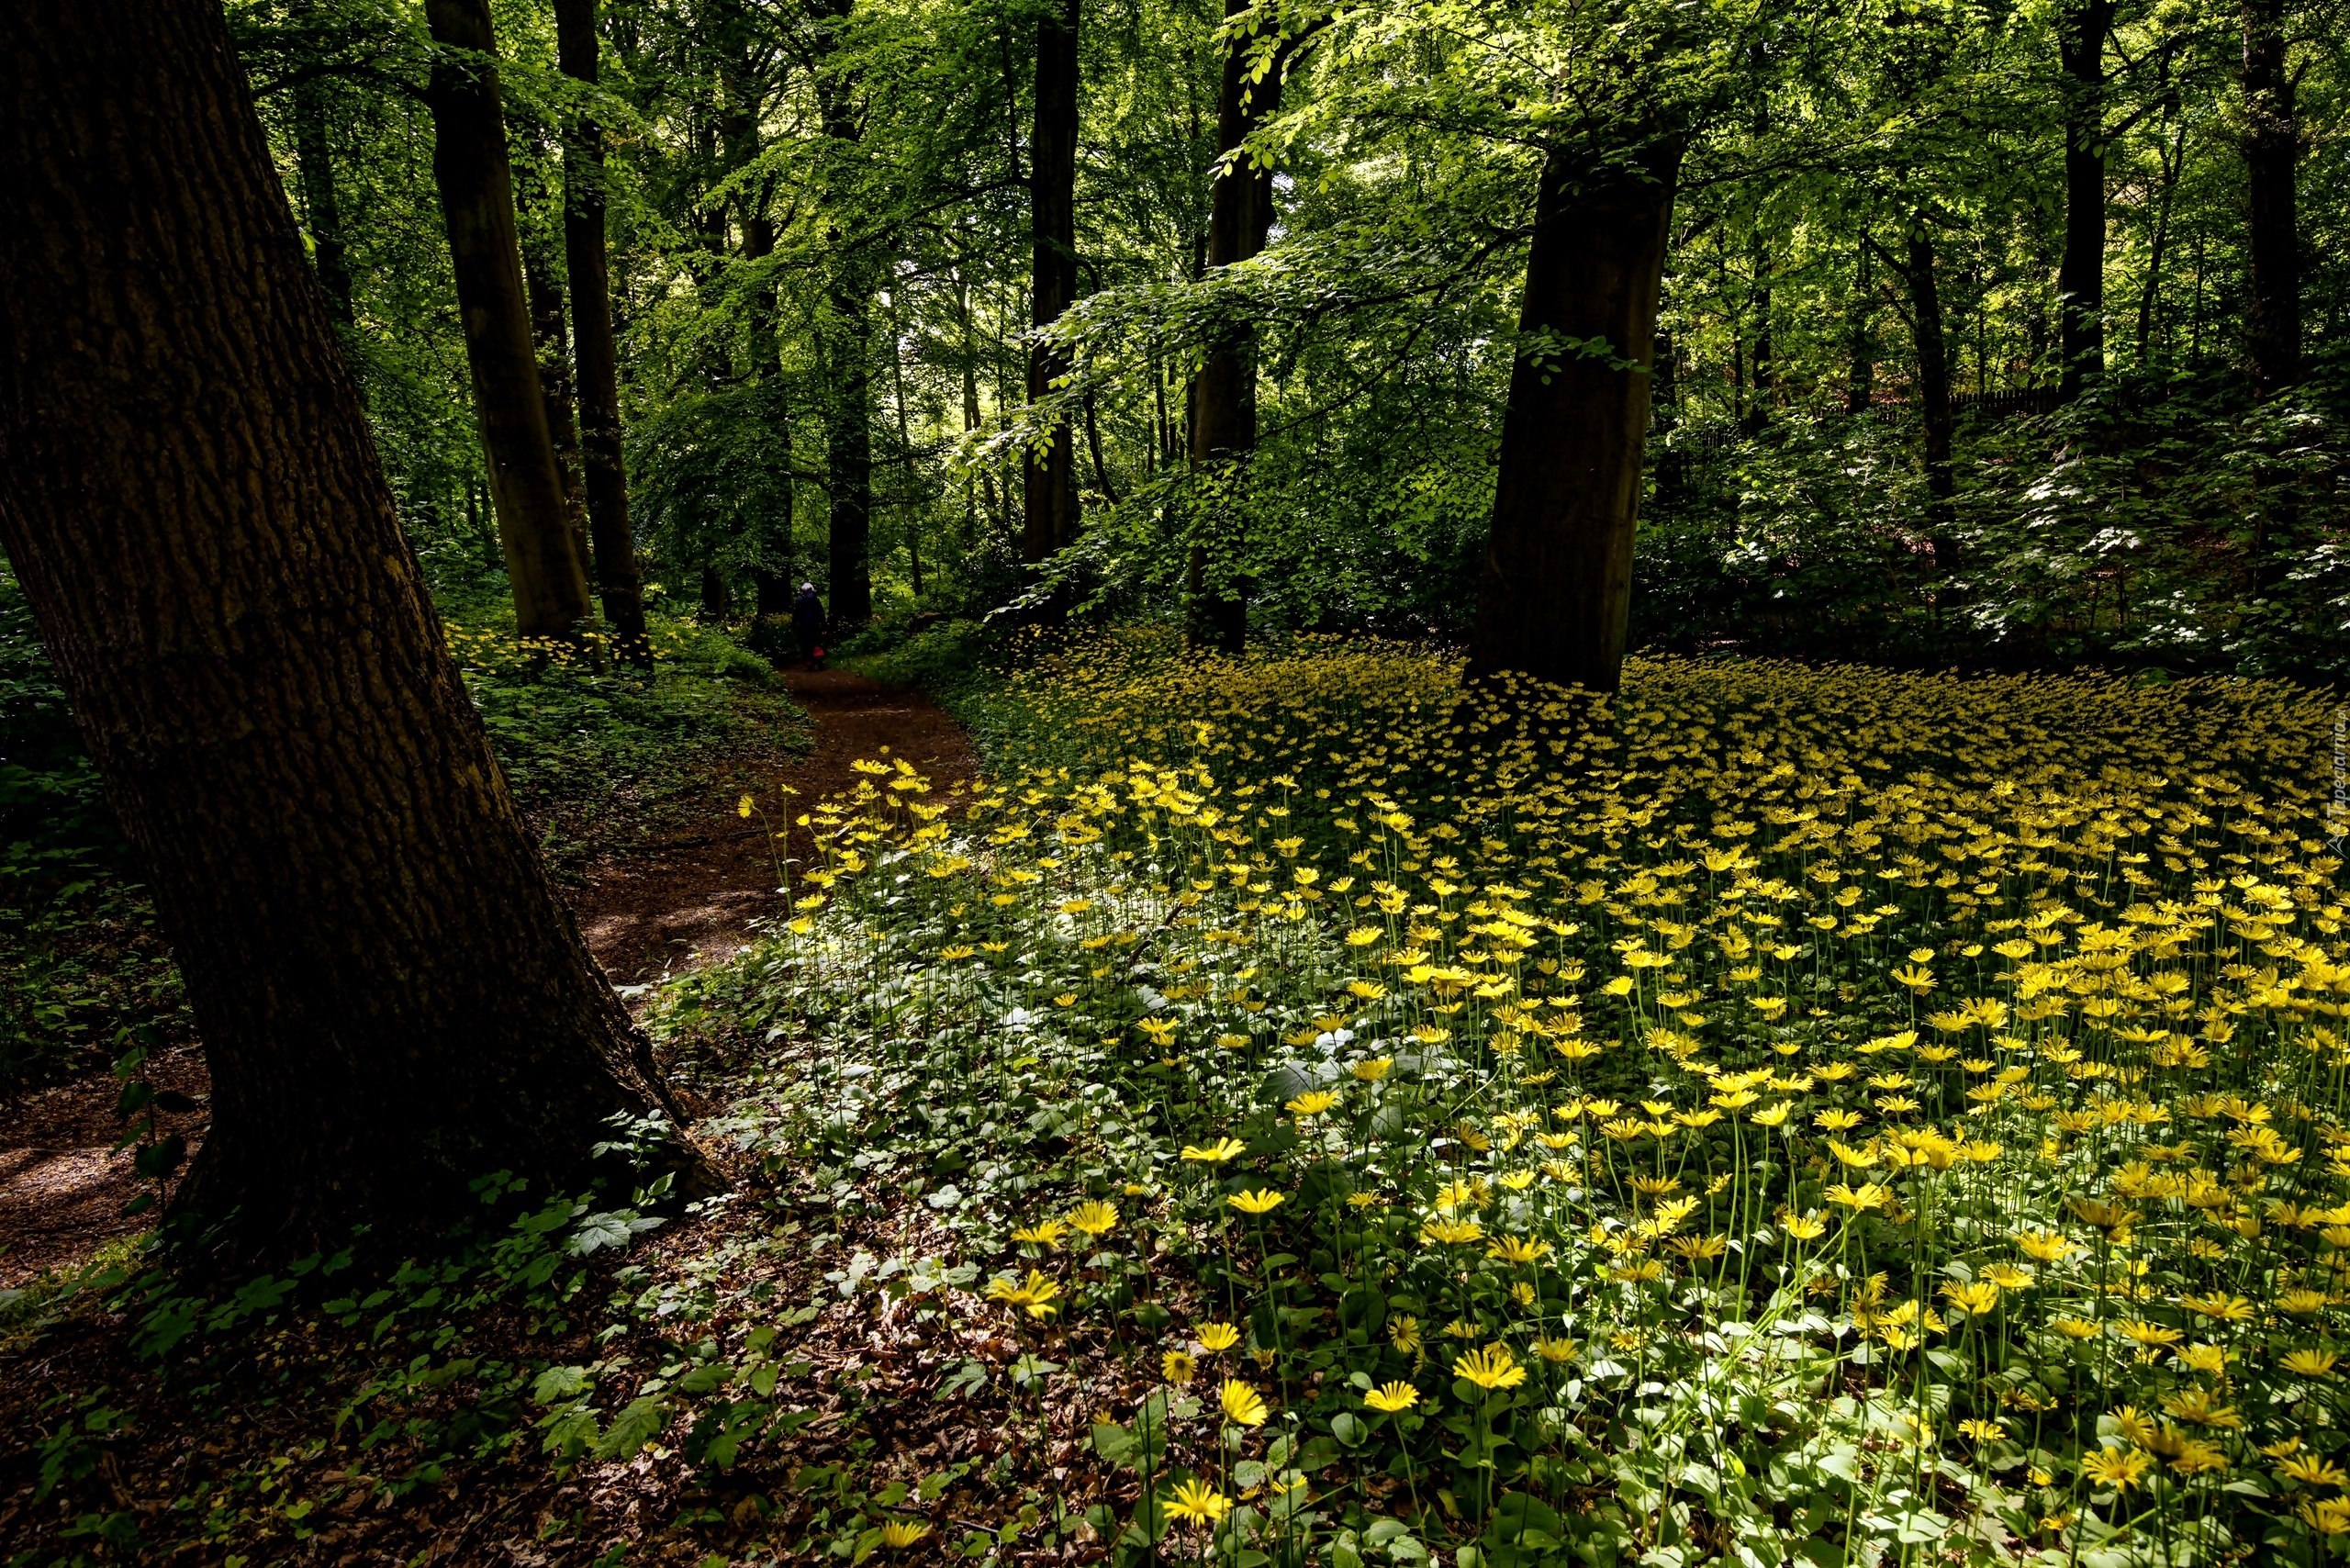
(0, 0, 712, 1247)
(554, 0, 650, 664)
(522, 242, 593, 583)
(1466, 137, 1681, 694)
(721, 25, 798, 620)
(2243, 0, 2300, 401)
(813, 2, 874, 630)
(425, 0, 593, 642)
(1846, 238, 1875, 413)
(1023, 0, 1081, 566)
(1184, 0, 1290, 654)
(2056, 0, 2114, 401)
(1903, 230, 1959, 578)
(290, 79, 353, 328)
(2136, 114, 2187, 364)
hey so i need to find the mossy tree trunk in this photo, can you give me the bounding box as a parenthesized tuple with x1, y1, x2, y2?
(0, 0, 714, 1248)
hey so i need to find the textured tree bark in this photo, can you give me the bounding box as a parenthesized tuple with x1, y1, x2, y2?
(1023, 0, 1082, 568)
(2242, 0, 2300, 402)
(290, 79, 353, 328)
(1184, 0, 1292, 654)
(0, 0, 713, 1247)
(554, 0, 651, 665)
(1466, 138, 1681, 695)
(425, 0, 594, 642)
(2056, 0, 2114, 401)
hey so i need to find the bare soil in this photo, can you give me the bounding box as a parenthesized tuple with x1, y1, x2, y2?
(0, 666, 974, 1293)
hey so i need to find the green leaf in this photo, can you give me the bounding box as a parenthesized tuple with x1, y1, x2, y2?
(592, 1395, 669, 1461)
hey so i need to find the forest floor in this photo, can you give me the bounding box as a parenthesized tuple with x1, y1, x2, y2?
(0, 665, 975, 1294)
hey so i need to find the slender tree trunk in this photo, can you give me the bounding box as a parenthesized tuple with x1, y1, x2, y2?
(722, 31, 797, 622)
(522, 243, 592, 581)
(424, 0, 592, 641)
(1903, 230, 1960, 578)
(1847, 238, 1875, 413)
(1184, 0, 1290, 654)
(812, 2, 874, 629)
(2136, 114, 2186, 364)
(2057, 0, 2114, 401)
(1467, 136, 1682, 694)
(1023, 0, 1081, 566)
(2243, 0, 2300, 401)
(0, 0, 711, 1245)
(554, 0, 650, 664)
(1744, 244, 1773, 436)
(290, 79, 353, 327)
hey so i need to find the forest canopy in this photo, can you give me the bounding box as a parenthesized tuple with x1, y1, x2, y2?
(229, 0, 2349, 679)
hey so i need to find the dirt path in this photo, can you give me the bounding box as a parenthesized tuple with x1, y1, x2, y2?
(571, 666, 978, 982)
(0, 667, 975, 1290)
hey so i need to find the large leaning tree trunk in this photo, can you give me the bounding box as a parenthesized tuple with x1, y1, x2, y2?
(0, 0, 715, 1247)
(2055, 0, 2114, 401)
(555, 0, 653, 666)
(1467, 135, 1682, 695)
(425, 0, 595, 642)
(1022, 0, 1082, 571)
(1184, 0, 1296, 655)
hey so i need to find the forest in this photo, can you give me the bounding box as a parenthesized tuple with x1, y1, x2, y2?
(0, 0, 2346, 1563)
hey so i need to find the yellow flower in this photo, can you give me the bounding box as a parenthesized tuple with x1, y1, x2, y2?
(1532, 1336, 1581, 1363)
(1011, 1219, 1068, 1249)
(1420, 1217, 1485, 1246)
(737, 793, 755, 818)
(1164, 1479, 1231, 1526)
(1363, 1382, 1419, 1413)
(1286, 1091, 1340, 1117)
(1485, 1235, 1550, 1265)
(1162, 1350, 1196, 1385)
(1228, 1188, 1286, 1215)
(1219, 1378, 1270, 1427)
(1781, 1214, 1828, 1241)
(1181, 1138, 1246, 1164)
(985, 1270, 1062, 1319)
(2280, 1453, 2350, 1487)
(2081, 1447, 2153, 1491)
(1451, 1343, 1528, 1391)
(1389, 1316, 1422, 1354)
(2283, 1349, 2339, 1378)
(1350, 1058, 1394, 1081)
(1197, 1322, 1240, 1352)
(1068, 1201, 1118, 1237)
(881, 1521, 932, 1550)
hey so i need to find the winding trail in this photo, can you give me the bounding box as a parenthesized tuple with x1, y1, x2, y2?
(0, 666, 974, 1287)
(572, 666, 978, 982)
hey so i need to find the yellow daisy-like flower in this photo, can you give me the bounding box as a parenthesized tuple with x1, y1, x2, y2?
(1420, 1217, 1485, 1246)
(1286, 1091, 1339, 1117)
(1228, 1188, 1286, 1215)
(1197, 1321, 1240, 1352)
(1485, 1235, 1551, 1265)
(1219, 1378, 1270, 1427)
(1011, 1218, 1068, 1249)
(984, 1270, 1061, 1320)
(2283, 1349, 2339, 1378)
(2081, 1447, 2154, 1492)
(1181, 1138, 1246, 1164)
(1363, 1382, 1419, 1414)
(1451, 1343, 1528, 1391)
(880, 1520, 932, 1550)
(1162, 1350, 1196, 1385)
(1164, 1479, 1231, 1526)
(1350, 1058, 1394, 1081)
(1068, 1201, 1118, 1237)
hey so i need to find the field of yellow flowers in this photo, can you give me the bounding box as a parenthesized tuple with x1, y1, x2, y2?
(682, 631, 2348, 1568)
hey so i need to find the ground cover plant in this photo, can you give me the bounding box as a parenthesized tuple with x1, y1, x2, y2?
(654, 631, 2350, 1566)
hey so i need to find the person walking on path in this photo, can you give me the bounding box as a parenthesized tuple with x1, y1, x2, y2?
(791, 582, 827, 669)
